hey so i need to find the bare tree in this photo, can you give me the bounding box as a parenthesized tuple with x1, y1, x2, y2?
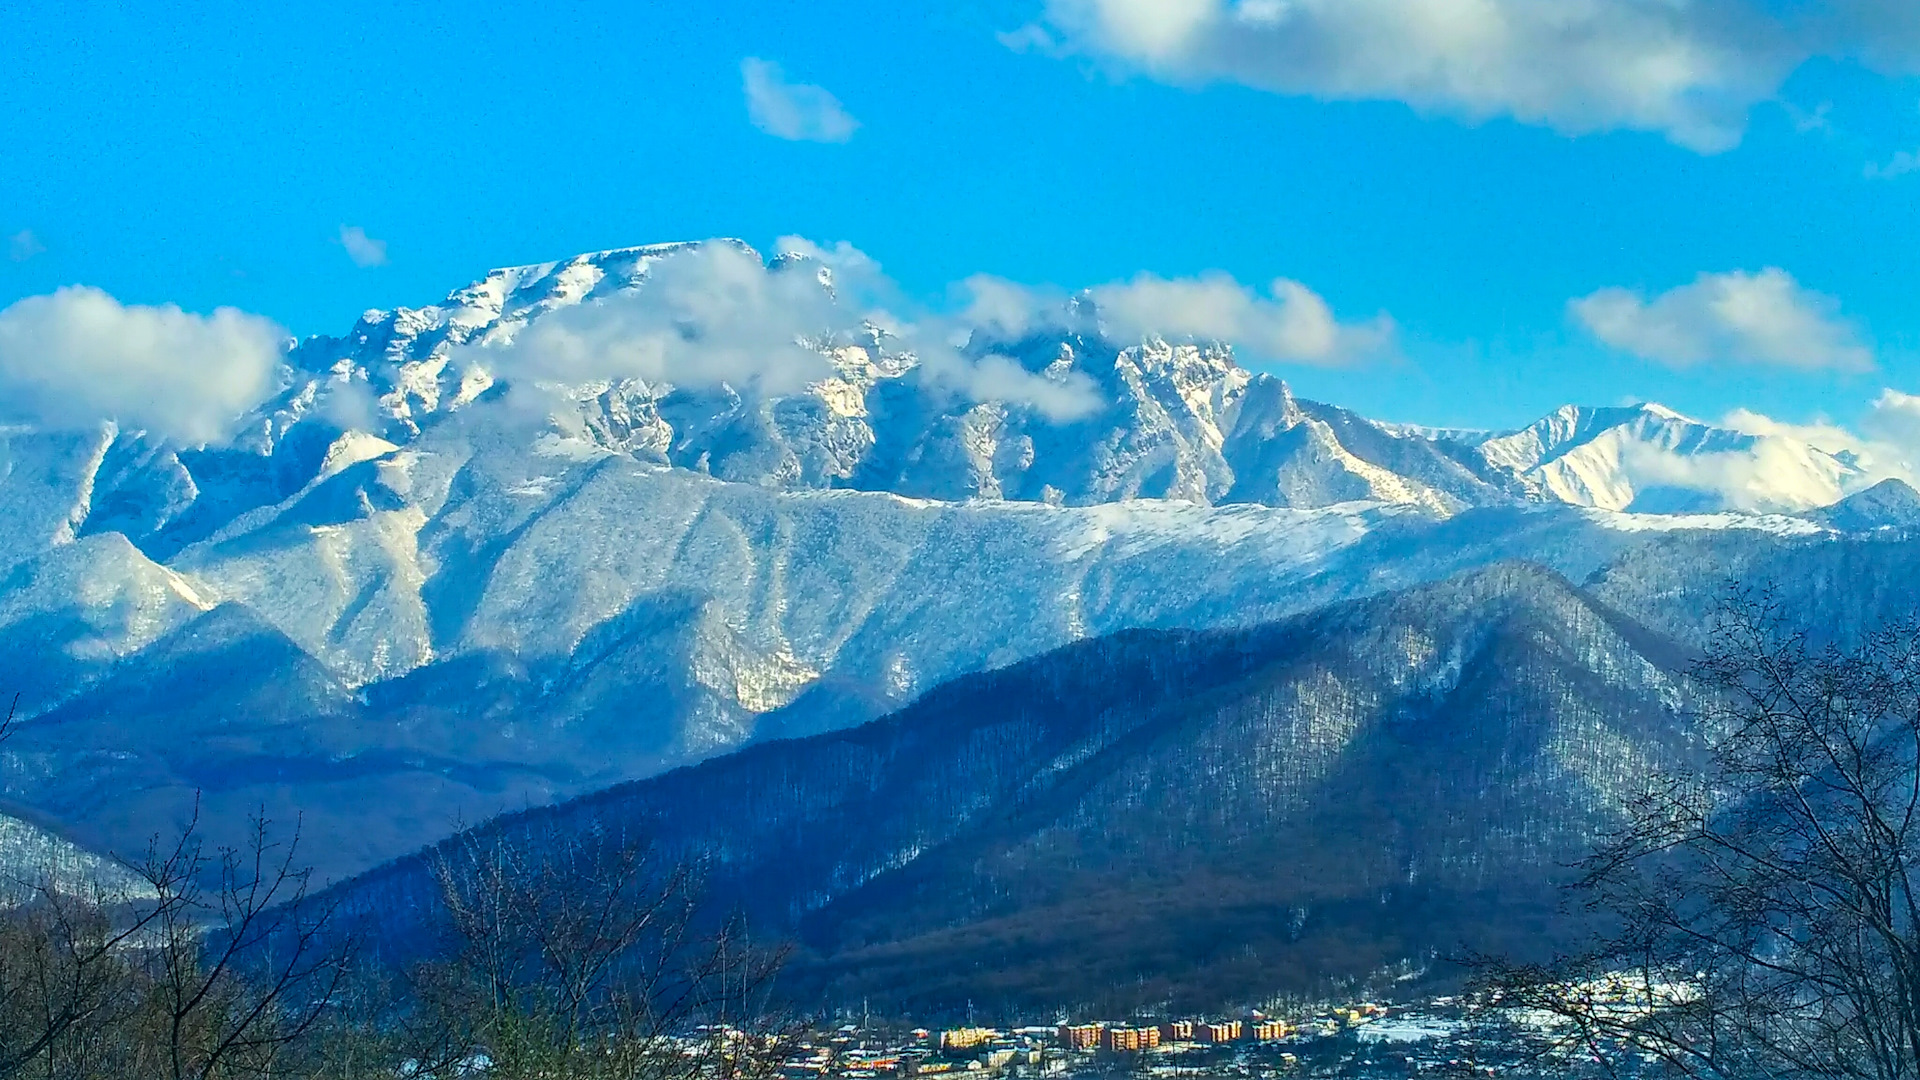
(399, 819, 794, 1080)
(0, 869, 161, 1076)
(0, 798, 351, 1080)
(1482, 588, 1920, 1080)
(128, 803, 352, 1079)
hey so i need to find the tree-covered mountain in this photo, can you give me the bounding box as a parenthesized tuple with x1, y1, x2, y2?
(318, 563, 1699, 1014)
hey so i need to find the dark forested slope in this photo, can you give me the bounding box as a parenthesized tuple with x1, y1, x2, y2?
(323, 562, 1696, 1014)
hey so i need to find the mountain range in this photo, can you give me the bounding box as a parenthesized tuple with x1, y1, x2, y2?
(321, 563, 1699, 1014)
(2, 239, 1915, 889)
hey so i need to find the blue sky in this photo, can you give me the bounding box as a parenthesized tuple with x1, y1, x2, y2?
(3, 0, 1919, 433)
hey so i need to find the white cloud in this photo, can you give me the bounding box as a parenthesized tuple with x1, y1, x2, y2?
(0, 286, 286, 445)
(996, 24, 1061, 54)
(1618, 437, 1850, 513)
(1571, 268, 1872, 372)
(464, 239, 1103, 422)
(946, 269, 1392, 368)
(9, 230, 44, 262)
(470, 241, 839, 395)
(1597, 397, 1920, 512)
(1785, 100, 1833, 134)
(1090, 271, 1393, 364)
(741, 58, 859, 143)
(772, 235, 889, 299)
(463, 242, 1398, 423)
(1860, 389, 1920, 465)
(1720, 408, 1867, 457)
(338, 225, 388, 268)
(1020, 0, 1920, 152)
(770, 244, 1106, 420)
(1699, 391, 1920, 504)
(912, 342, 1106, 422)
(1834, 0, 1920, 72)
(951, 275, 1074, 343)
(1866, 147, 1920, 179)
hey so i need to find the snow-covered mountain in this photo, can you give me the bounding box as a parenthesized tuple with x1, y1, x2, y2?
(1476, 402, 1869, 513)
(0, 808, 150, 905)
(0, 240, 1907, 878)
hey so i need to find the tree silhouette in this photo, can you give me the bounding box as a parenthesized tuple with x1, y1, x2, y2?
(1484, 588, 1920, 1080)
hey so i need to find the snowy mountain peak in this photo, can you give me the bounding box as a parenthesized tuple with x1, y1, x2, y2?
(259, 242, 1888, 520)
(1638, 401, 1696, 423)
(1476, 400, 1865, 513)
(360, 242, 703, 335)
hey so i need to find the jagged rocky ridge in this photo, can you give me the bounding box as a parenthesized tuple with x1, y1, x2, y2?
(319, 564, 1698, 1013)
(0, 240, 1914, 879)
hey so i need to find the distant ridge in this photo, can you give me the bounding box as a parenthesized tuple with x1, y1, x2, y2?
(1811, 477, 1920, 531)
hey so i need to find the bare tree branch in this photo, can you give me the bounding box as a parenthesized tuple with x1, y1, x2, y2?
(1478, 585, 1920, 1080)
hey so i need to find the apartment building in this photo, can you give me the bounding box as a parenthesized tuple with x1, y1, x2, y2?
(1103, 1027, 1160, 1052)
(1057, 1025, 1103, 1051)
(1196, 1021, 1242, 1044)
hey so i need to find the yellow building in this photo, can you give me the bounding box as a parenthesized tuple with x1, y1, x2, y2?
(1103, 1027, 1160, 1052)
(1197, 1021, 1242, 1044)
(940, 1028, 996, 1051)
(1057, 1024, 1103, 1051)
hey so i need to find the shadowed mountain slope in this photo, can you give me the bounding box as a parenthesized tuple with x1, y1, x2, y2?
(321, 563, 1695, 1014)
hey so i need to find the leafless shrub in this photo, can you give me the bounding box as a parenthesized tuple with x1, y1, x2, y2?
(1480, 587, 1920, 1080)
(0, 801, 351, 1079)
(391, 819, 795, 1080)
